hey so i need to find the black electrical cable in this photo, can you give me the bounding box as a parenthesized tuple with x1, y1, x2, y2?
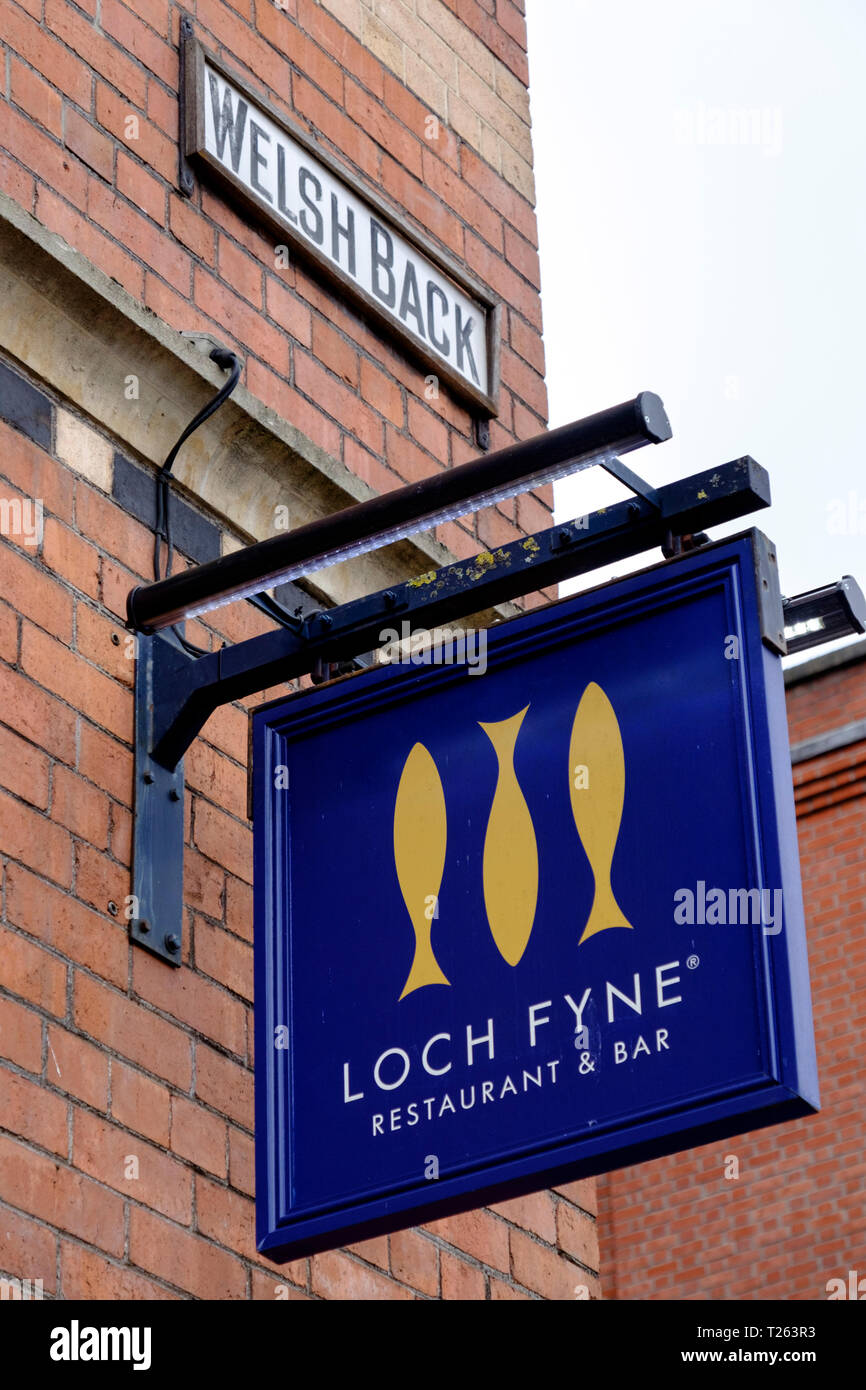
(152, 346, 307, 655)
(153, 348, 240, 656)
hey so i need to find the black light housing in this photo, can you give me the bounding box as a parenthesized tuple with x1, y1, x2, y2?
(126, 392, 671, 633)
(782, 577, 866, 654)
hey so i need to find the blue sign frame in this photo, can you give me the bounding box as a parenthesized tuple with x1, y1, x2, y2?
(252, 531, 818, 1260)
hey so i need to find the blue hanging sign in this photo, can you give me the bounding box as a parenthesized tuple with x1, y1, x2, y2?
(251, 531, 818, 1260)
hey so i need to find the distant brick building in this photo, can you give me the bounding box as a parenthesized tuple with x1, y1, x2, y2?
(597, 639, 866, 1301)
(0, 0, 600, 1299)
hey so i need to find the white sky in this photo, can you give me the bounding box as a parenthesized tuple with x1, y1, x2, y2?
(526, 0, 866, 661)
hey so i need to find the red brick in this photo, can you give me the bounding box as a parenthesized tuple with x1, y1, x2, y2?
(313, 317, 359, 388)
(117, 149, 165, 223)
(46, 1025, 108, 1110)
(185, 739, 247, 817)
(296, 0, 384, 101)
(100, 0, 176, 86)
(21, 624, 131, 742)
(129, 1206, 246, 1299)
(0, 420, 74, 524)
(195, 267, 290, 375)
(425, 1208, 509, 1272)
(0, 996, 43, 1073)
(61, 1242, 179, 1300)
(185, 846, 226, 921)
(195, 1045, 253, 1129)
(75, 604, 135, 687)
(345, 80, 423, 179)
(225, 875, 253, 944)
(78, 724, 132, 806)
(490, 1277, 533, 1299)
(35, 185, 146, 301)
(245, 362, 342, 458)
(311, 1250, 413, 1300)
(491, 1191, 557, 1243)
(45, 0, 149, 107)
(96, 82, 176, 181)
(41, 516, 100, 600)
(0, 1131, 124, 1255)
(111, 1062, 171, 1147)
(0, 544, 74, 644)
(556, 1203, 599, 1269)
(171, 1097, 227, 1178)
(219, 234, 264, 306)
(65, 106, 115, 182)
(441, 1248, 486, 1300)
(228, 1127, 254, 1195)
(0, 602, 18, 664)
(169, 194, 216, 264)
(552, 1178, 597, 1216)
(0, 789, 73, 888)
(196, 1177, 274, 1265)
(361, 358, 404, 426)
(9, 58, 63, 138)
(0, 927, 67, 1017)
(0, 722, 50, 809)
(264, 273, 313, 346)
(50, 764, 111, 849)
(407, 397, 449, 460)
(510, 1228, 586, 1300)
(0, 1064, 67, 1155)
(193, 800, 253, 886)
(88, 181, 191, 294)
(0, 1205, 57, 1294)
(73, 1107, 192, 1224)
(6, 863, 126, 987)
(3, 4, 92, 110)
(194, 919, 253, 1002)
(292, 73, 380, 182)
(74, 972, 192, 1089)
(390, 1229, 439, 1295)
(379, 155, 463, 259)
(131, 948, 245, 1058)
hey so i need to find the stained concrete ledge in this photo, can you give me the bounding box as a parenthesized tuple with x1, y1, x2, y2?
(0, 191, 519, 622)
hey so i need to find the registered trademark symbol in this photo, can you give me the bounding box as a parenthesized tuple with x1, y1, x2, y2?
(687, 954, 700, 969)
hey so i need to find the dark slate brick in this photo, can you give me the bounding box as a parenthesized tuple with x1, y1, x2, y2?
(0, 360, 53, 450)
(112, 451, 221, 565)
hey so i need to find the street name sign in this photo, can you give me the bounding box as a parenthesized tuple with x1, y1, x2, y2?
(182, 37, 500, 416)
(251, 532, 818, 1260)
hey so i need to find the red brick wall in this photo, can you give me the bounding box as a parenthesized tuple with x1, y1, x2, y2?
(0, 0, 600, 1299)
(0, 0, 553, 568)
(596, 650, 866, 1301)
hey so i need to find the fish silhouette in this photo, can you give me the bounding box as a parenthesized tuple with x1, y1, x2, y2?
(394, 742, 450, 1000)
(569, 681, 634, 944)
(479, 706, 539, 966)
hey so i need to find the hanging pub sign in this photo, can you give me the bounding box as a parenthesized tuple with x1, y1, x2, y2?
(251, 533, 818, 1260)
(181, 33, 500, 416)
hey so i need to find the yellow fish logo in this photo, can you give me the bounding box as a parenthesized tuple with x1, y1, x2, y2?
(393, 742, 450, 999)
(569, 682, 634, 944)
(479, 707, 539, 966)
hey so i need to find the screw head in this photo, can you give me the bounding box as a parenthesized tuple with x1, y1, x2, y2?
(164, 933, 180, 954)
(169, 788, 181, 801)
(143, 771, 154, 784)
(138, 919, 151, 935)
(107, 900, 118, 917)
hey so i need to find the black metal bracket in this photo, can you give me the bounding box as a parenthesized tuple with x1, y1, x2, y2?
(596, 453, 661, 510)
(131, 634, 186, 964)
(178, 16, 196, 198)
(131, 452, 780, 962)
